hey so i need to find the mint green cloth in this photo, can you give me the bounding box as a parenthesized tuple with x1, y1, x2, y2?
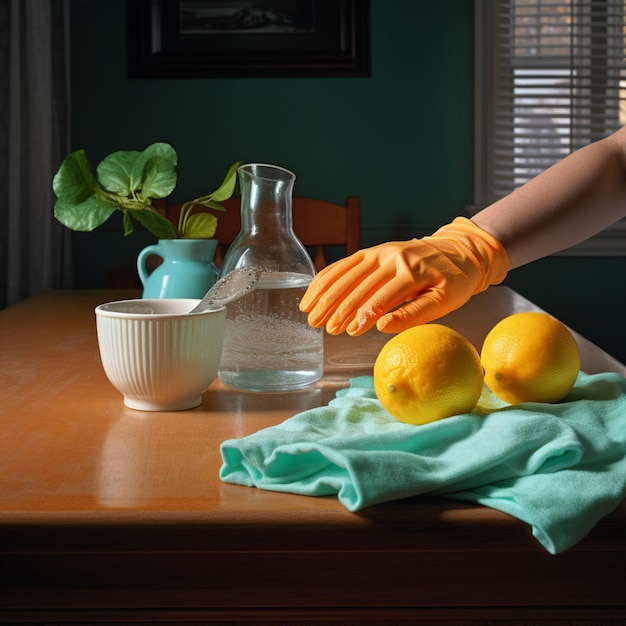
(220, 372, 626, 554)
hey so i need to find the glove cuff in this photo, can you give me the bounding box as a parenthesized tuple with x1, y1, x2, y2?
(432, 217, 509, 293)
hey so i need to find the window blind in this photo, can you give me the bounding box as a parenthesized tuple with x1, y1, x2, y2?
(475, 0, 626, 204)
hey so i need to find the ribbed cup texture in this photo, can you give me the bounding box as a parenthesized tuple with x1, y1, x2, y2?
(96, 310, 225, 411)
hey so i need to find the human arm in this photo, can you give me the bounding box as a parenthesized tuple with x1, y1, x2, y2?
(472, 125, 626, 269)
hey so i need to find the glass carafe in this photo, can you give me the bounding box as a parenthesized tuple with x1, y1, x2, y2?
(218, 163, 324, 392)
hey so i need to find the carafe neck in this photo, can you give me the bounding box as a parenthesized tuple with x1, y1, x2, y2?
(239, 164, 295, 236)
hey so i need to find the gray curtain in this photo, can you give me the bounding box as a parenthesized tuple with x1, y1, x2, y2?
(0, 0, 72, 310)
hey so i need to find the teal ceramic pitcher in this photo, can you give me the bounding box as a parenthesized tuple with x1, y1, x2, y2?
(137, 239, 219, 299)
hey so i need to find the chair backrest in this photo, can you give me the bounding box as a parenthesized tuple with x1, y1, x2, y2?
(164, 196, 361, 271)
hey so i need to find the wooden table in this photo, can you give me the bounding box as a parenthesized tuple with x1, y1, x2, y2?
(1, 287, 625, 624)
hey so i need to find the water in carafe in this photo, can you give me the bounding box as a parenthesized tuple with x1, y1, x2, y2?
(218, 271, 323, 391)
(217, 164, 324, 392)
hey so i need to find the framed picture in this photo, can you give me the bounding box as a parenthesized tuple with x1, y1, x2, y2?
(127, 0, 371, 78)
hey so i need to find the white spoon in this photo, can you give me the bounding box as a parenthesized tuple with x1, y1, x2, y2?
(189, 266, 261, 313)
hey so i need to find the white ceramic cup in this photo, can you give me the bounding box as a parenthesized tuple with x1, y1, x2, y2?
(95, 299, 226, 411)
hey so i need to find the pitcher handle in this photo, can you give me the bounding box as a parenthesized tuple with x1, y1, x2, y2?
(136, 244, 161, 287)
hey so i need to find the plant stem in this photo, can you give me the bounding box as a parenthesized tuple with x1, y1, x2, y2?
(178, 201, 195, 235)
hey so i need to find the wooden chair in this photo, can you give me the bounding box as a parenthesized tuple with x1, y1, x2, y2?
(164, 195, 361, 271)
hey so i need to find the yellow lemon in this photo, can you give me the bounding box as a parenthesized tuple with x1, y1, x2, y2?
(374, 324, 484, 425)
(480, 312, 580, 405)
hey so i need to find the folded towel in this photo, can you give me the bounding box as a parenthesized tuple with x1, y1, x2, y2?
(220, 372, 626, 554)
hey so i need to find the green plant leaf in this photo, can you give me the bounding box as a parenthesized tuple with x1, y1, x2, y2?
(97, 149, 142, 196)
(133, 208, 179, 239)
(139, 143, 178, 199)
(52, 150, 97, 203)
(143, 142, 178, 164)
(141, 155, 177, 199)
(53, 142, 182, 238)
(96, 143, 178, 198)
(177, 161, 241, 236)
(198, 198, 228, 212)
(54, 195, 116, 232)
(210, 160, 242, 202)
(181, 212, 218, 239)
(122, 212, 134, 236)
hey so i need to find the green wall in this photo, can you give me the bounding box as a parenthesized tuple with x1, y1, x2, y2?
(69, 0, 474, 280)
(68, 0, 626, 364)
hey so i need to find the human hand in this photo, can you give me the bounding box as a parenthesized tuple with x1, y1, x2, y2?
(299, 217, 508, 336)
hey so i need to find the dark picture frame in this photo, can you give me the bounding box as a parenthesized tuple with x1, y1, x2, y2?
(127, 0, 371, 79)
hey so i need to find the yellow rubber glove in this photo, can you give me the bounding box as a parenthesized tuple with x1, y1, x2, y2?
(299, 217, 508, 336)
